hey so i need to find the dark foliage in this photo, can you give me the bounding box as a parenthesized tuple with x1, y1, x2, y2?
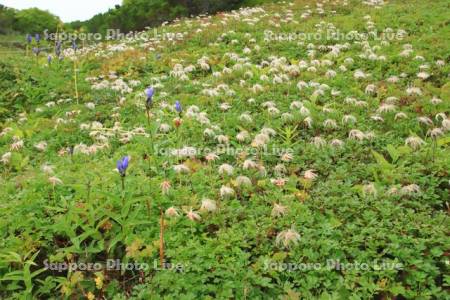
(72, 0, 267, 34)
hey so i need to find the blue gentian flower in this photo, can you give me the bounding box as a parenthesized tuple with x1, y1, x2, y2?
(145, 86, 154, 108)
(175, 101, 182, 113)
(48, 55, 52, 64)
(32, 47, 41, 56)
(145, 86, 154, 98)
(71, 40, 77, 51)
(117, 156, 129, 177)
(35, 34, 41, 43)
(26, 34, 32, 44)
(55, 41, 62, 57)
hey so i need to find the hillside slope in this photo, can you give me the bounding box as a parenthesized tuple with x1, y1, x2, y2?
(0, 0, 449, 299)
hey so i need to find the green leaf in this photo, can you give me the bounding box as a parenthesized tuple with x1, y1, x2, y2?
(390, 284, 406, 295)
(272, 252, 287, 261)
(371, 150, 392, 169)
(430, 247, 443, 257)
(386, 144, 399, 162)
(437, 136, 450, 146)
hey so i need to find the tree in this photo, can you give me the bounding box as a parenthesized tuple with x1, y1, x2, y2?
(0, 5, 17, 34)
(13, 8, 60, 34)
(68, 0, 270, 36)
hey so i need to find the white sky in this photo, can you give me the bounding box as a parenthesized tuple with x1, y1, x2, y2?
(0, 0, 123, 22)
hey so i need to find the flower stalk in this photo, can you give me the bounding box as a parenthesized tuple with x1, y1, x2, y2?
(73, 60, 79, 104)
(159, 206, 165, 268)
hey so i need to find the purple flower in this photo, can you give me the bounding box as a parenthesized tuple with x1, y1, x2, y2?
(35, 34, 41, 43)
(32, 47, 41, 56)
(55, 41, 62, 57)
(117, 156, 129, 177)
(145, 86, 154, 108)
(71, 40, 77, 51)
(26, 34, 32, 44)
(145, 86, 154, 98)
(48, 55, 52, 64)
(175, 100, 182, 113)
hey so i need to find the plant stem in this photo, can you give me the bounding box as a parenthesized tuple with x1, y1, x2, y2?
(73, 59, 79, 104)
(54, 26, 59, 50)
(121, 176, 125, 206)
(146, 198, 151, 217)
(52, 185, 56, 204)
(432, 138, 436, 162)
(148, 111, 154, 157)
(159, 207, 165, 268)
(87, 180, 91, 204)
(146, 108, 151, 126)
(176, 127, 180, 150)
